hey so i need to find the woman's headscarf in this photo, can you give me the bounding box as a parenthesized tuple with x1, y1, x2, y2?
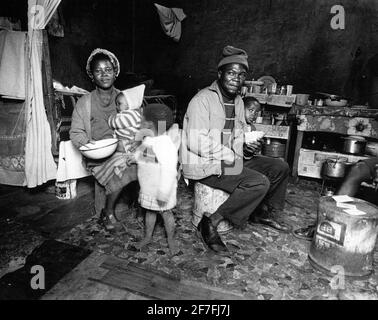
(86, 48, 120, 78)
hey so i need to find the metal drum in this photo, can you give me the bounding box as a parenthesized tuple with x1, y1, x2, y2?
(309, 196, 378, 278)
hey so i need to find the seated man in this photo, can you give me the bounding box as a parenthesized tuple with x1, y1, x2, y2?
(294, 157, 378, 240)
(181, 45, 291, 254)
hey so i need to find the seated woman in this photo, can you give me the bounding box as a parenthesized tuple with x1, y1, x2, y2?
(70, 48, 138, 231)
(294, 157, 378, 240)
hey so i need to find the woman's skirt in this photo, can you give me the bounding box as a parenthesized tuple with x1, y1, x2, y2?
(90, 151, 137, 194)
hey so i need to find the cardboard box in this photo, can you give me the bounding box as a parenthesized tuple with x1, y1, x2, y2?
(297, 148, 370, 179)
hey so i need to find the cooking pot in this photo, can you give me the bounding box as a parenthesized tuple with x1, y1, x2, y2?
(317, 93, 349, 107)
(342, 135, 366, 155)
(365, 141, 378, 157)
(325, 98, 348, 107)
(262, 139, 285, 158)
(296, 94, 309, 106)
(322, 156, 350, 178)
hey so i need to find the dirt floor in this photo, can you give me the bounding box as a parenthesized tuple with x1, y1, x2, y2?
(1, 177, 378, 300)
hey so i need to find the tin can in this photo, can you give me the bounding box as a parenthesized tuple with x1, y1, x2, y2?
(271, 83, 277, 94)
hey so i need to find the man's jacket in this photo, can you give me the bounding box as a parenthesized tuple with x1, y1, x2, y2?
(181, 81, 248, 180)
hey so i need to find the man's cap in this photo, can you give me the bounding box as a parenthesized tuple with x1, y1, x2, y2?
(218, 45, 249, 70)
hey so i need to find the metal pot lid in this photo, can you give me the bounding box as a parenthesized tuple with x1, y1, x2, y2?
(326, 156, 348, 163)
(316, 92, 348, 100)
(343, 135, 366, 141)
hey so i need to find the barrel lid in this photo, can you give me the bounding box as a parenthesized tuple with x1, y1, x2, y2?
(320, 196, 378, 218)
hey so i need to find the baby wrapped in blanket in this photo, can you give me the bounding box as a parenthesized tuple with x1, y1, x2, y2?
(108, 84, 145, 152)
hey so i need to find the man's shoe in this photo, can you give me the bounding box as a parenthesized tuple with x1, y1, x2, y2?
(250, 215, 292, 233)
(197, 215, 228, 254)
(293, 225, 315, 241)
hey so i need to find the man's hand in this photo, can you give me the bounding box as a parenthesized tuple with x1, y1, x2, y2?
(243, 138, 264, 157)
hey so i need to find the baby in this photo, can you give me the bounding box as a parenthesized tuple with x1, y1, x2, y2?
(126, 103, 180, 255)
(243, 96, 262, 129)
(108, 84, 145, 152)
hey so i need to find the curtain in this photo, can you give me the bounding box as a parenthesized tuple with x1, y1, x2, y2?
(25, 0, 61, 187)
(0, 100, 27, 186)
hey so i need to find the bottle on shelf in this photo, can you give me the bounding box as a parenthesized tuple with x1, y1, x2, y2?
(281, 114, 288, 126)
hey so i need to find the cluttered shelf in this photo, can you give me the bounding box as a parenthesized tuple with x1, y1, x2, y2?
(291, 105, 378, 178)
(245, 92, 296, 108)
(290, 104, 378, 118)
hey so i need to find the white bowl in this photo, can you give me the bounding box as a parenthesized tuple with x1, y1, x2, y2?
(325, 98, 348, 107)
(79, 138, 118, 160)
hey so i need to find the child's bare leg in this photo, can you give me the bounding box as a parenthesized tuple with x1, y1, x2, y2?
(161, 210, 178, 254)
(135, 210, 156, 250)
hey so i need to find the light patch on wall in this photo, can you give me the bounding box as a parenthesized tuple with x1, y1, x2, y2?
(319, 118, 335, 131)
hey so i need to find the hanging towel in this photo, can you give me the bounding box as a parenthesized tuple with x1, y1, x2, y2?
(154, 3, 186, 42)
(56, 140, 90, 182)
(0, 30, 27, 100)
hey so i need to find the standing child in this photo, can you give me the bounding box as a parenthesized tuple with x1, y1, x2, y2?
(126, 103, 180, 255)
(108, 84, 145, 152)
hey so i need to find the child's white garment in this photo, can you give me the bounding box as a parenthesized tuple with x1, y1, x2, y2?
(136, 134, 178, 211)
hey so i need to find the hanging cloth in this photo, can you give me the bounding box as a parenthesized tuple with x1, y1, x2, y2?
(24, 0, 61, 187)
(0, 30, 27, 100)
(154, 3, 186, 42)
(56, 140, 90, 182)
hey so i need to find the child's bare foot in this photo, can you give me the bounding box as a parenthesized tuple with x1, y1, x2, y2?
(135, 237, 151, 250)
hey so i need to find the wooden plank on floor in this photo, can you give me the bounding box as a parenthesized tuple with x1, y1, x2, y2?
(43, 252, 147, 300)
(101, 257, 180, 281)
(95, 256, 246, 300)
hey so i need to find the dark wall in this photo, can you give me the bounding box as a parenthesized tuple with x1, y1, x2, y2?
(48, 0, 134, 90)
(141, 0, 378, 105)
(5, 0, 378, 109)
